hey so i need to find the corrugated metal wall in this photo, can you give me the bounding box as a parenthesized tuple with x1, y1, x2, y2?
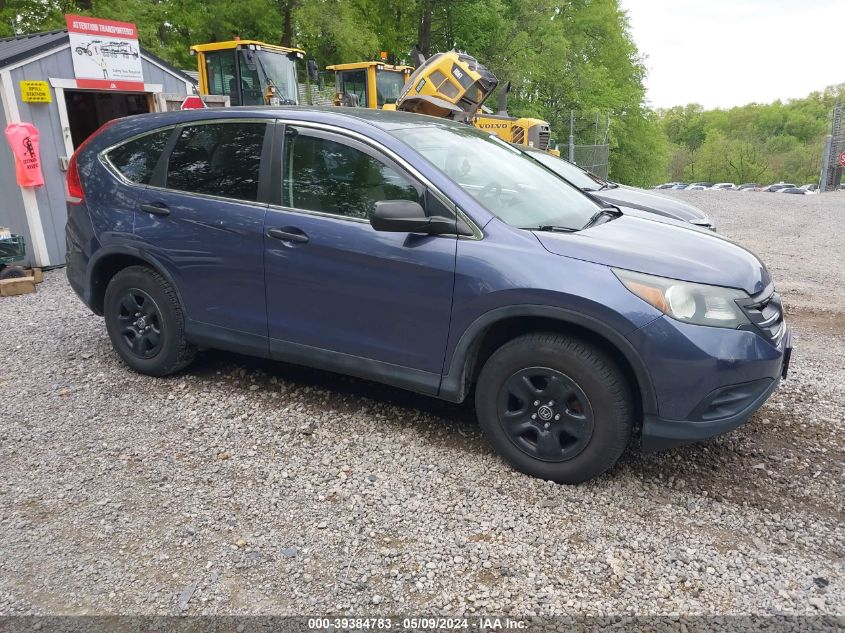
(0, 95, 32, 259)
(3, 44, 190, 266)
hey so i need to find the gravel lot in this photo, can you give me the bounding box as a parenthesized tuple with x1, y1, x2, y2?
(0, 191, 843, 619)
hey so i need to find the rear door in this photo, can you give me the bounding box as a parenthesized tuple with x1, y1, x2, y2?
(263, 124, 458, 390)
(133, 119, 272, 346)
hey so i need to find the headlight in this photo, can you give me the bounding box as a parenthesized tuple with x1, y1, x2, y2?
(613, 269, 750, 328)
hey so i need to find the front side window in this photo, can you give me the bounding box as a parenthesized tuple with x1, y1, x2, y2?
(339, 70, 367, 106)
(166, 122, 266, 202)
(376, 69, 405, 107)
(393, 124, 600, 230)
(282, 128, 420, 219)
(106, 128, 172, 184)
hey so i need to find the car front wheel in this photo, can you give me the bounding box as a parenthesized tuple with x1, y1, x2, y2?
(475, 333, 633, 484)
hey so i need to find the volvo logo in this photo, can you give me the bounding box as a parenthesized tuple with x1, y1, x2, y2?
(537, 405, 553, 421)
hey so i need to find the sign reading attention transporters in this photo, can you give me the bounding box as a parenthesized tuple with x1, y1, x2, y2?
(19, 81, 52, 103)
(65, 14, 144, 91)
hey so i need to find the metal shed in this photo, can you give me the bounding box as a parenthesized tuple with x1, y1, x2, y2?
(0, 30, 195, 267)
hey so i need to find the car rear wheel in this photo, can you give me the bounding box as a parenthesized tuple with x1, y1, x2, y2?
(475, 333, 633, 484)
(103, 265, 196, 376)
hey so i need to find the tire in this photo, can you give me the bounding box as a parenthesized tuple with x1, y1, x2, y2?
(0, 265, 27, 280)
(475, 333, 633, 484)
(103, 265, 196, 376)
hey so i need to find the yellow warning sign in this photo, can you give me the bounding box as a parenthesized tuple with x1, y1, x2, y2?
(20, 80, 52, 103)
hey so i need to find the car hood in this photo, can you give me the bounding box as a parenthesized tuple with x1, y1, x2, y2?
(534, 215, 770, 295)
(593, 186, 710, 224)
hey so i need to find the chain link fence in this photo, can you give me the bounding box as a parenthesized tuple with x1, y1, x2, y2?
(573, 144, 610, 181)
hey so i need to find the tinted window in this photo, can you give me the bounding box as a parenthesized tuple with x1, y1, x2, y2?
(106, 129, 171, 184)
(283, 128, 420, 219)
(166, 122, 266, 202)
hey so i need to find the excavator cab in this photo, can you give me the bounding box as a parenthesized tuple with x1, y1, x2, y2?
(191, 40, 305, 106)
(396, 50, 497, 121)
(326, 62, 413, 109)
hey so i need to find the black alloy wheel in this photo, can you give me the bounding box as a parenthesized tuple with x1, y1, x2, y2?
(497, 367, 595, 462)
(116, 288, 163, 359)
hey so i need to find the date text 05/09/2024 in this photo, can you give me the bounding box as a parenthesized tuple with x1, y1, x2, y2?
(307, 617, 527, 630)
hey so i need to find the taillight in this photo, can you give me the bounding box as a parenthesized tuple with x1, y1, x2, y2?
(66, 151, 84, 203)
(66, 118, 120, 204)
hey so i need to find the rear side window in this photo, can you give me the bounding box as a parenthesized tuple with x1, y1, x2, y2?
(166, 122, 266, 202)
(106, 129, 171, 184)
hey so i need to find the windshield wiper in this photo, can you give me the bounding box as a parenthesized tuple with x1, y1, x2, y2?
(582, 206, 623, 229)
(521, 225, 579, 233)
(598, 182, 619, 191)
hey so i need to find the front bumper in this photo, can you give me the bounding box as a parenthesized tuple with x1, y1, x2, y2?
(641, 373, 781, 451)
(632, 317, 792, 451)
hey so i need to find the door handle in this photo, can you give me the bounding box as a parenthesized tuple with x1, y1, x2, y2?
(267, 228, 309, 244)
(139, 203, 170, 217)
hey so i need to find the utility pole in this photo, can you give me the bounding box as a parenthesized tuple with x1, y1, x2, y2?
(568, 111, 575, 163)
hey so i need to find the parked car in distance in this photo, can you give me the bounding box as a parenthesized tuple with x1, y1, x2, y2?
(710, 183, 737, 190)
(778, 187, 806, 195)
(654, 182, 682, 190)
(686, 184, 708, 191)
(686, 182, 714, 189)
(738, 183, 760, 191)
(799, 184, 818, 194)
(523, 149, 715, 230)
(671, 183, 689, 190)
(763, 182, 795, 192)
(65, 107, 792, 484)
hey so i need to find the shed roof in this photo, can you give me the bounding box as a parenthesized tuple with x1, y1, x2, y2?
(0, 29, 196, 85)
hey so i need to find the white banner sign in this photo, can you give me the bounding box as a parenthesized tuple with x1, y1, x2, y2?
(65, 14, 144, 90)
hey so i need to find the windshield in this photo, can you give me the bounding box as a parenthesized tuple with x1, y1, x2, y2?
(393, 125, 600, 230)
(254, 50, 298, 104)
(527, 151, 606, 191)
(376, 69, 406, 107)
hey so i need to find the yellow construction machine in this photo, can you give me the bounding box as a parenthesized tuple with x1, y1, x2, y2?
(191, 40, 307, 106)
(326, 61, 413, 109)
(395, 50, 554, 151)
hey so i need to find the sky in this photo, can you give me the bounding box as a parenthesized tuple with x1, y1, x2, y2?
(620, 0, 845, 110)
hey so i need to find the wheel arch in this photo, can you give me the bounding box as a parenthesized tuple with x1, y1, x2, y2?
(439, 306, 658, 421)
(86, 246, 184, 316)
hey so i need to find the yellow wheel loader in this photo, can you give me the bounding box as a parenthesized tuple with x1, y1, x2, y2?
(191, 40, 306, 106)
(326, 61, 413, 109)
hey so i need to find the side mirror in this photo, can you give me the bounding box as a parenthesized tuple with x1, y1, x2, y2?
(371, 200, 461, 235)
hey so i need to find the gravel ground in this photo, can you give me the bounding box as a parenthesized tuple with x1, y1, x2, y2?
(0, 191, 843, 619)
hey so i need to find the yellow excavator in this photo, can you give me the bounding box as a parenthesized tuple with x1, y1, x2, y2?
(326, 61, 414, 109)
(191, 40, 556, 153)
(190, 40, 308, 105)
(374, 50, 555, 152)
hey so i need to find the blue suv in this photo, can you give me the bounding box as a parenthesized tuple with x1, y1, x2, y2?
(65, 108, 792, 483)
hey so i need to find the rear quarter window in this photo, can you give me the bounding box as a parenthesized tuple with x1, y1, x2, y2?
(105, 129, 172, 184)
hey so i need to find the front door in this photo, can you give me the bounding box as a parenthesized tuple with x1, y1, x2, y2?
(133, 119, 271, 343)
(264, 125, 457, 391)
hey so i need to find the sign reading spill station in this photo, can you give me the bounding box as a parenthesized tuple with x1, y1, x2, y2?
(65, 14, 144, 91)
(19, 81, 51, 103)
